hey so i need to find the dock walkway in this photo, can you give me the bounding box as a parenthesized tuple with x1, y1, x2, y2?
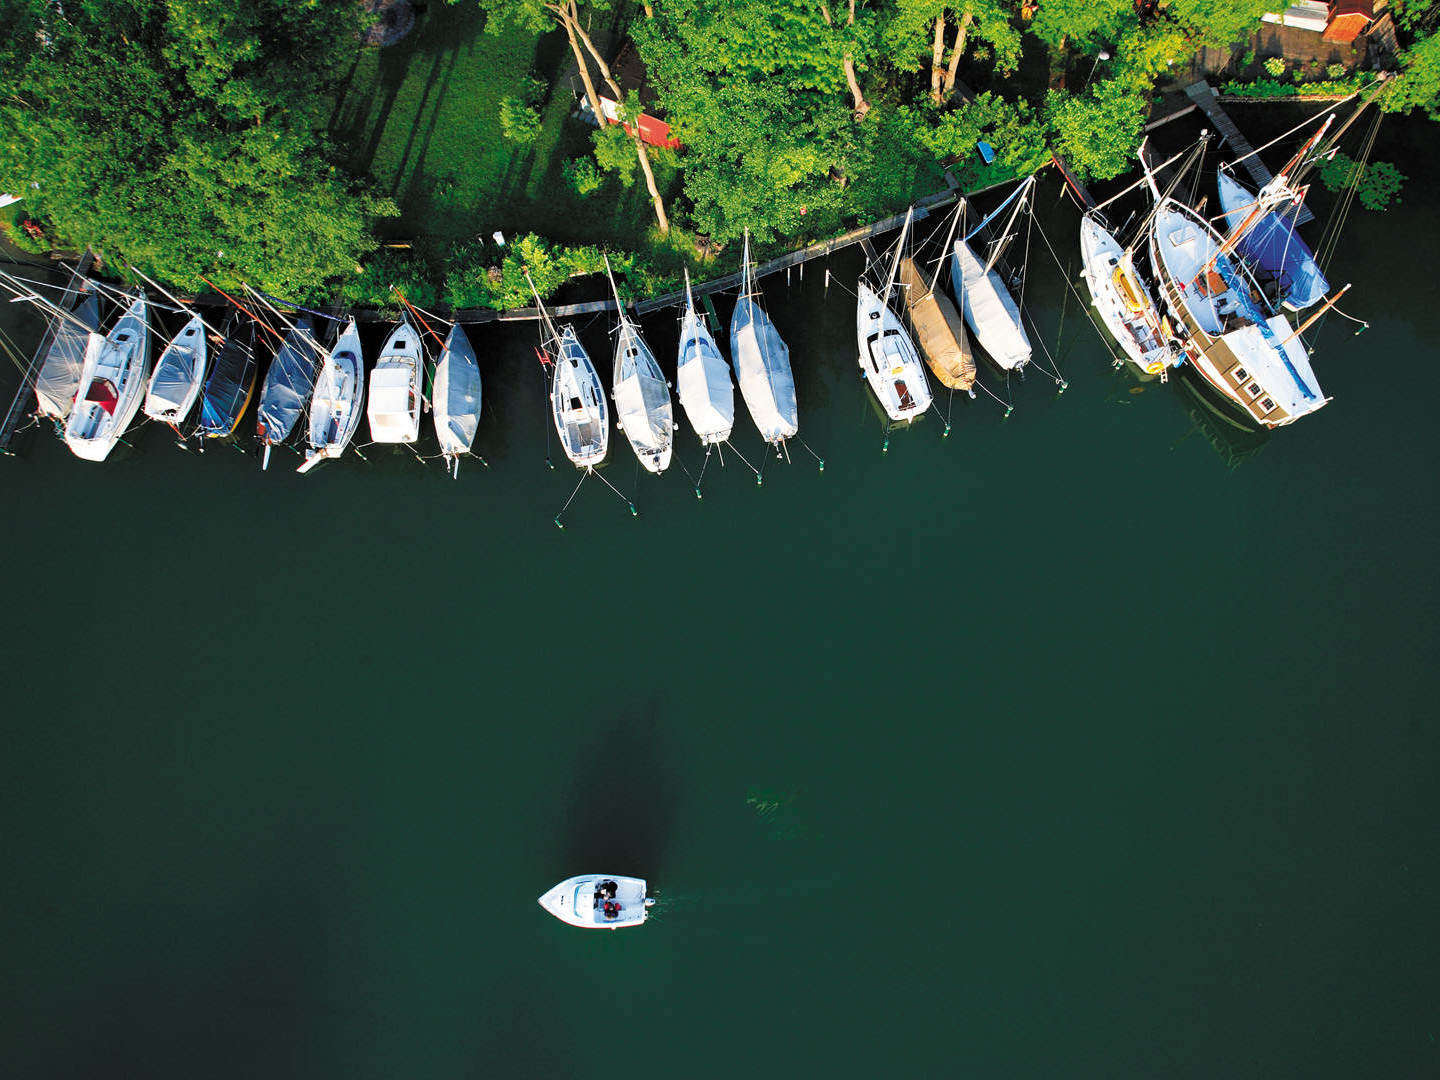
(1184, 80, 1314, 224)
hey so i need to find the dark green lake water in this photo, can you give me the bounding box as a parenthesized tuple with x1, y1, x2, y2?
(2, 118, 1437, 1078)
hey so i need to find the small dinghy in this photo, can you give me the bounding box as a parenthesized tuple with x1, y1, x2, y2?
(730, 231, 798, 446)
(197, 312, 258, 439)
(257, 317, 321, 469)
(144, 313, 208, 427)
(432, 324, 481, 476)
(951, 178, 1033, 372)
(606, 256, 673, 474)
(298, 318, 365, 473)
(857, 207, 932, 423)
(538, 874, 654, 930)
(367, 320, 424, 444)
(1079, 213, 1183, 378)
(64, 293, 150, 462)
(675, 268, 734, 446)
(35, 290, 101, 423)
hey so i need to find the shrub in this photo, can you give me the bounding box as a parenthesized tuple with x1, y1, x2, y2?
(341, 249, 439, 311)
(1263, 56, 1286, 78)
(1326, 62, 1348, 80)
(563, 156, 604, 196)
(592, 124, 638, 186)
(499, 95, 541, 144)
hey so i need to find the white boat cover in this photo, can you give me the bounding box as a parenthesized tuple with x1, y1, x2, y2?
(856, 281, 932, 422)
(951, 239, 1031, 370)
(730, 297, 798, 442)
(145, 314, 206, 421)
(550, 325, 608, 467)
(676, 309, 734, 443)
(613, 322, 673, 472)
(34, 291, 99, 421)
(257, 319, 320, 445)
(433, 324, 481, 455)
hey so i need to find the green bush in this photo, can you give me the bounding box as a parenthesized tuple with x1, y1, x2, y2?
(562, 157, 604, 196)
(592, 124, 638, 186)
(499, 95, 541, 144)
(1326, 63, 1348, 80)
(1263, 56, 1286, 78)
(340, 249, 439, 311)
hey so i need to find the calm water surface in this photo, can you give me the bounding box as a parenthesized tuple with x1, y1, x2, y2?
(1, 118, 1436, 1078)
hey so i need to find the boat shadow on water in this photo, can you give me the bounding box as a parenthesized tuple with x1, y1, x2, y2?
(1168, 365, 1271, 467)
(559, 701, 678, 878)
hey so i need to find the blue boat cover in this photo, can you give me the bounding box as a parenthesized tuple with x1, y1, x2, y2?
(1217, 171, 1329, 311)
(199, 313, 258, 436)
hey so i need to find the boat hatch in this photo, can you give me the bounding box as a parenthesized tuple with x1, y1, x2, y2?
(85, 379, 118, 414)
(395, 338, 408, 350)
(895, 380, 915, 410)
(1168, 228, 1196, 251)
(115, 333, 130, 343)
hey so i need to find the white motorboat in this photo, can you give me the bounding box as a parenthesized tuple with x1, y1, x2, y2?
(367, 320, 423, 444)
(1078, 213, 1183, 378)
(432, 324, 482, 476)
(144, 312, 208, 426)
(950, 178, 1033, 372)
(63, 293, 149, 462)
(675, 269, 734, 445)
(538, 874, 654, 930)
(298, 317, 365, 473)
(606, 257, 673, 474)
(857, 207, 932, 423)
(730, 231, 798, 446)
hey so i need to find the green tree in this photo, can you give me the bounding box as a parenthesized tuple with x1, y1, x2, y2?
(1385, 31, 1440, 119)
(1045, 75, 1149, 181)
(0, 0, 393, 296)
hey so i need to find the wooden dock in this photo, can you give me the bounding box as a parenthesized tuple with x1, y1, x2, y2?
(0, 253, 94, 454)
(1184, 80, 1314, 224)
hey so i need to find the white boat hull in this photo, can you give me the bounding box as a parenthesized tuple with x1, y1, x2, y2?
(550, 325, 609, 469)
(1079, 216, 1180, 377)
(64, 296, 149, 462)
(144, 313, 207, 425)
(730, 297, 798, 444)
(433, 324, 481, 465)
(856, 281, 932, 422)
(301, 319, 365, 471)
(538, 874, 652, 929)
(367, 323, 423, 444)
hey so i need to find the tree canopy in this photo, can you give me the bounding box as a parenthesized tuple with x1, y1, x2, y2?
(0, 0, 393, 297)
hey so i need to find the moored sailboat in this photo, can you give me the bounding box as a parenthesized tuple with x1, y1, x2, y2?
(896, 199, 974, 394)
(367, 320, 424, 444)
(1078, 213, 1184, 378)
(950, 177, 1034, 373)
(1143, 146, 1332, 428)
(298, 317, 365, 473)
(144, 313, 208, 427)
(256, 317, 321, 469)
(63, 292, 150, 462)
(529, 273, 608, 470)
(432, 323, 482, 477)
(675, 268, 734, 446)
(605, 255, 673, 474)
(1216, 169, 1329, 313)
(197, 311, 258, 439)
(34, 289, 101, 423)
(730, 231, 798, 448)
(857, 207, 932, 423)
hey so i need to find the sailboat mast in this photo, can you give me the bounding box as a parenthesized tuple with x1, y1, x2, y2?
(879, 207, 911, 312)
(984, 177, 1032, 276)
(524, 269, 560, 346)
(1277, 283, 1352, 348)
(741, 230, 753, 300)
(603, 253, 629, 329)
(931, 199, 966, 295)
(683, 267, 695, 317)
(0, 269, 95, 337)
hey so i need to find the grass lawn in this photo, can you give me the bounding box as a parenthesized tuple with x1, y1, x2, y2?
(327, 3, 676, 254)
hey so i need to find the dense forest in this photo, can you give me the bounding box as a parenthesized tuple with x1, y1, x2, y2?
(2, 0, 1438, 305)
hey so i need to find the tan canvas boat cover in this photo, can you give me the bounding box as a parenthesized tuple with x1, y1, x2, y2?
(897, 257, 975, 391)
